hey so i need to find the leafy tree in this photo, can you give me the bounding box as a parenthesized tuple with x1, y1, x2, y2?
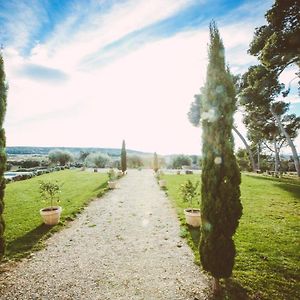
(171, 154, 192, 169)
(0, 53, 7, 260)
(153, 152, 159, 172)
(85, 152, 111, 168)
(241, 64, 300, 175)
(79, 151, 90, 162)
(121, 140, 127, 173)
(236, 148, 251, 171)
(49, 150, 73, 166)
(249, 0, 300, 84)
(199, 22, 242, 293)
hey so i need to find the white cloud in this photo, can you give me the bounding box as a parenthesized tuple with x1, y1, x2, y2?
(27, 0, 197, 72)
(0, 0, 47, 50)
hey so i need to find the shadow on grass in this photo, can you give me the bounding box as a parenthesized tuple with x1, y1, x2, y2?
(206, 279, 250, 300)
(187, 226, 249, 300)
(246, 174, 300, 201)
(92, 181, 108, 192)
(6, 224, 53, 259)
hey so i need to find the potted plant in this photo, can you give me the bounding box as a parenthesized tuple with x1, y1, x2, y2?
(39, 180, 62, 225)
(108, 168, 117, 189)
(180, 179, 201, 227)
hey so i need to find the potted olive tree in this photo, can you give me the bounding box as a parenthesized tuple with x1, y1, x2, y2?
(180, 179, 200, 227)
(39, 180, 62, 225)
(108, 168, 117, 189)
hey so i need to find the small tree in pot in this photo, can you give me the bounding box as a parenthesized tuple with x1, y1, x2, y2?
(180, 179, 200, 227)
(39, 180, 62, 225)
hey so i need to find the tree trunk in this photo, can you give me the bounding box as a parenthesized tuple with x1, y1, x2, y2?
(257, 143, 261, 170)
(273, 138, 279, 175)
(232, 126, 256, 171)
(270, 107, 300, 177)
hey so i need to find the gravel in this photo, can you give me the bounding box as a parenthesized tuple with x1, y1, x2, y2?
(0, 169, 208, 299)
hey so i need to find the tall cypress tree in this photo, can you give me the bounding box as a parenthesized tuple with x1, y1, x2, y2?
(0, 53, 7, 260)
(153, 152, 159, 172)
(199, 22, 242, 292)
(121, 140, 127, 173)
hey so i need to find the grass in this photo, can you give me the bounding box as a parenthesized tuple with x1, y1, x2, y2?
(162, 173, 300, 300)
(3, 169, 108, 260)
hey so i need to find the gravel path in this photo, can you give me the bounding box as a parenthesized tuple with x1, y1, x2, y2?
(0, 169, 208, 300)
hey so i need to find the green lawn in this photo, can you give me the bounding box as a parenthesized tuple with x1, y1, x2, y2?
(162, 173, 300, 300)
(3, 169, 108, 260)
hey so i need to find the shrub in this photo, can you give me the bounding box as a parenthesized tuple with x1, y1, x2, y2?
(85, 153, 111, 168)
(171, 154, 192, 169)
(127, 155, 143, 168)
(49, 150, 73, 166)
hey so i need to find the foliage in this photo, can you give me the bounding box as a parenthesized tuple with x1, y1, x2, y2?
(39, 180, 61, 208)
(188, 78, 256, 172)
(78, 151, 90, 162)
(121, 140, 127, 173)
(199, 22, 242, 282)
(187, 94, 202, 127)
(107, 168, 116, 181)
(127, 155, 143, 168)
(49, 149, 73, 166)
(163, 173, 300, 300)
(171, 154, 192, 169)
(0, 53, 7, 260)
(236, 148, 252, 172)
(19, 160, 40, 169)
(179, 179, 199, 209)
(153, 152, 159, 172)
(249, 0, 300, 84)
(241, 64, 300, 175)
(85, 152, 111, 168)
(246, 0, 300, 176)
(3, 169, 108, 260)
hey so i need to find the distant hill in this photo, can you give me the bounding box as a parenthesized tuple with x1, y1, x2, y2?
(6, 146, 151, 157)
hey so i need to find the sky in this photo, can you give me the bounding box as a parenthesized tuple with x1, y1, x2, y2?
(0, 0, 299, 155)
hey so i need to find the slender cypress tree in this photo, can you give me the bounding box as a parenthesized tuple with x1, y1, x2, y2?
(199, 22, 242, 292)
(121, 140, 127, 173)
(153, 152, 159, 172)
(0, 53, 7, 260)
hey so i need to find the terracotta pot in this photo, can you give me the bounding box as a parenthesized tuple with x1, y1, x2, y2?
(108, 181, 117, 189)
(40, 206, 62, 225)
(184, 208, 201, 227)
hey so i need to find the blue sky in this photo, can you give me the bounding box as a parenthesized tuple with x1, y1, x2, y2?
(1, 0, 299, 154)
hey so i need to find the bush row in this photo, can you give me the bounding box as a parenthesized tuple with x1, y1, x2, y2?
(5, 166, 71, 184)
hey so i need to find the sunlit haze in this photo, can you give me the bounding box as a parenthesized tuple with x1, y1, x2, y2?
(1, 0, 299, 154)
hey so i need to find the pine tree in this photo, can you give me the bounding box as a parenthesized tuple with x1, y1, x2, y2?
(153, 152, 159, 172)
(121, 140, 127, 173)
(0, 53, 7, 260)
(199, 22, 242, 292)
